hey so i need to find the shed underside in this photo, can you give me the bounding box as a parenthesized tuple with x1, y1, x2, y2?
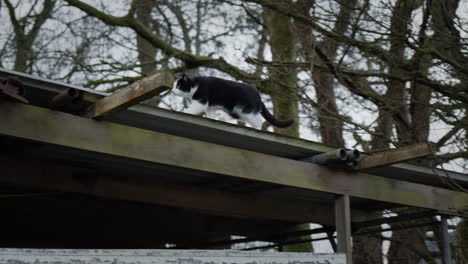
(1, 135, 392, 249)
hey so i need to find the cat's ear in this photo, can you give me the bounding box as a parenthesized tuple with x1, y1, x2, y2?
(182, 73, 191, 82)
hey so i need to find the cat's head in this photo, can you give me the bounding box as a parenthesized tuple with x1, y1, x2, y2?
(172, 73, 196, 98)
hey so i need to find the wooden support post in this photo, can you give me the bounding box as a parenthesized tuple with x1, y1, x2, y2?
(357, 142, 433, 170)
(441, 215, 453, 264)
(335, 195, 352, 264)
(85, 70, 173, 118)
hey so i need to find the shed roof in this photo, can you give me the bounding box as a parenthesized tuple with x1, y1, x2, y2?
(0, 68, 467, 249)
(1, 68, 466, 188)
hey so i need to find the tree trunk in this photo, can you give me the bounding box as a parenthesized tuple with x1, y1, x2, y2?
(351, 212, 383, 264)
(455, 219, 468, 264)
(383, 1, 437, 263)
(428, 1, 468, 261)
(263, 6, 299, 137)
(387, 226, 434, 264)
(311, 64, 344, 147)
(4, 0, 55, 73)
(294, 0, 345, 147)
(135, 0, 158, 75)
(263, 5, 306, 252)
(135, 0, 160, 106)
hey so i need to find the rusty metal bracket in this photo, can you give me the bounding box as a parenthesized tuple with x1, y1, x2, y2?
(0, 76, 29, 103)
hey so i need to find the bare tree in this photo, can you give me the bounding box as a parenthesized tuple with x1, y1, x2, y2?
(2, 0, 55, 72)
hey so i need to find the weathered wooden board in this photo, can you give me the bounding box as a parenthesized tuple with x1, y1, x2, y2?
(85, 70, 173, 118)
(358, 143, 433, 169)
(0, 249, 345, 264)
(0, 101, 467, 213)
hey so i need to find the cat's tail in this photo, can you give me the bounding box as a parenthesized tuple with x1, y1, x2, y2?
(261, 102, 294, 128)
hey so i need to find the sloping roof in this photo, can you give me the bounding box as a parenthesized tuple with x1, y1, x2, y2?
(1, 68, 466, 189)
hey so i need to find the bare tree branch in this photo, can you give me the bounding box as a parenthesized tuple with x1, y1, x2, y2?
(64, 0, 261, 86)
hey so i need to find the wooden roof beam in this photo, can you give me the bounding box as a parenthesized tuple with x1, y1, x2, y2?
(85, 70, 173, 119)
(1, 158, 350, 225)
(0, 101, 467, 214)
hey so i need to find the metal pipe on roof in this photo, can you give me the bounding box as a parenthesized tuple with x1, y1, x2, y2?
(345, 149, 361, 169)
(346, 160, 359, 169)
(301, 149, 346, 164)
(346, 149, 361, 161)
(49, 88, 83, 111)
(301, 149, 360, 169)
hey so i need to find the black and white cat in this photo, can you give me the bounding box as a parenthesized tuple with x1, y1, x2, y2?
(172, 73, 294, 129)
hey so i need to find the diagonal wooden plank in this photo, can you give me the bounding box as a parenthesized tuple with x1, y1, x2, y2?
(358, 142, 433, 170)
(0, 101, 467, 214)
(85, 70, 173, 118)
